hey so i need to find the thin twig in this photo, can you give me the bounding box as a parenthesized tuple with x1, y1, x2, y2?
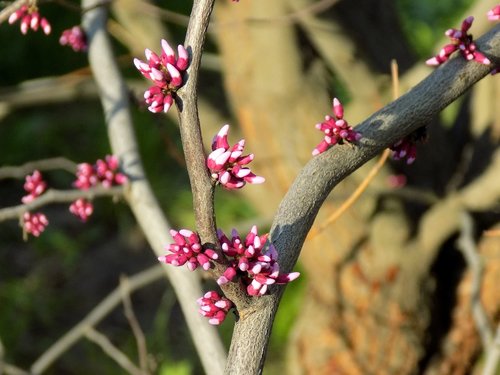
(0, 157, 78, 179)
(30, 266, 164, 374)
(120, 276, 150, 375)
(84, 327, 144, 375)
(457, 212, 493, 349)
(483, 324, 500, 375)
(0, 185, 124, 221)
(0, 0, 26, 24)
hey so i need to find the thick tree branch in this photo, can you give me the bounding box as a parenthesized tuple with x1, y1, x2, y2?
(81, 1, 226, 374)
(225, 25, 500, 375)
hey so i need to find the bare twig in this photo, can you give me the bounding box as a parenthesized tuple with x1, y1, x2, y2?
(84, 327, 144, 375)
(483, 324, 500, 375)
(0, 185, 124, 221)
(30, 266, 164, 374)
(120, 276, 149, 374)
(457, 212, 493, 349)
(0, 157, 77, 179)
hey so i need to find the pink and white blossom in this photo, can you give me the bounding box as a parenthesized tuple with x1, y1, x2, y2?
(197, 291, 233, 325)
(22, 170, 47, 204)
(69, 198, 94, 221)
(23, 212, 49, 237)
(134, 40, 189, 114)
(59, 26, 87, 52)
(207, 125, 265, 189)
(312, 97, 361, 156)
(487, 5, 500, 21)
(158, 229, 218, 271)
(74, 155, 127, 190)
(217, 226, 300, 296)
(426, 16, 490, 66)
(8, 5, 51, 35)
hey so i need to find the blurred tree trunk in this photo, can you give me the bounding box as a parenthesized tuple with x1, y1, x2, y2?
(214, 0, 500, 374)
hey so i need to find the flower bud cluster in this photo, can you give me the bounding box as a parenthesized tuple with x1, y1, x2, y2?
(390, 127, 427, 165)
(59, 26, 87, 52)
(197, 291, 233, 325)
(8, 5, 51, 35)
(22, 170, 47, 204)
(69, 198, 94, 222)
(426, 16, 490, 66)
(488, 5, 500, 21)
(312, 98, 361, 156)
(207, 125, 265, 189)
(158, 229, 218, 271)
(74, 155, 127, 190)
(217, 226, 300, 296)
(134, 40, 189, 113)
(20, 170, 49, 236)
(23, 212, 49, 237)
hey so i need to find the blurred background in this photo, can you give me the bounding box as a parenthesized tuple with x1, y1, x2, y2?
(1, 0, 499, 374)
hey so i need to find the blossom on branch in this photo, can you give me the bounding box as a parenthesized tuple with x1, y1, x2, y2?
(217, 226, 300, 296)
(74, 155, 127, 190)
(22, 170, 47, 204)
(312, 97, 361, 156)
(158, 229, 218, 271)
(8, 5, 51, 35)
(207, 124, 265, 189)
(390, 126, 427, 164)
(488, 5, 500, 21)
(59, 26, 87, 52)
(426, 16, 490, 66)
(23, 212, 48, 237)
(197, 291, 233, 325)
(69, 198, 93, 221)
(134, 40, 189, 113)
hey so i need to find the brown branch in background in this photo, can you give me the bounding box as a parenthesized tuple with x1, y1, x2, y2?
(0, 185, 124, 221)
(0, 0, 26, 24)
(120, 276, 150, 375)
(84, 327, 145, 375)
(30, 266, 164, 375)
(0, 157, 77, 179)
(457, 213, 493, 349)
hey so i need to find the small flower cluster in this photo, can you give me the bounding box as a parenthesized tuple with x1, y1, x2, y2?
(312, 98, 361, 156)
(197, 291, 233, 325)
(488, 5, 500, 21)
(21, 170, 49, 237)
(59, 26, 87, 52)
(72, 155, 127, 221)
(217, 226, 300, 296)
(8, 4, 51, 35)
(158, 229, 218, 271)
(207, 124, 265, 189)
(22, 170, 47, 204)
(426, 16, 490, 66)
(390, 137, 417, 165)
(69, 198, 94, 222)
(23, 212, 49, 237)
(390, 126, 427, 164)
(158, 225, 300, 324)
(74, 155, 127, 190)
(134, 40, 189, 113)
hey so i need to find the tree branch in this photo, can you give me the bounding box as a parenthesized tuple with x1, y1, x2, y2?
(224, 25, 500, 375)
(0, 186, 124, 221)
(0, 157, 77, 179)
(81, 1, 227, 373)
